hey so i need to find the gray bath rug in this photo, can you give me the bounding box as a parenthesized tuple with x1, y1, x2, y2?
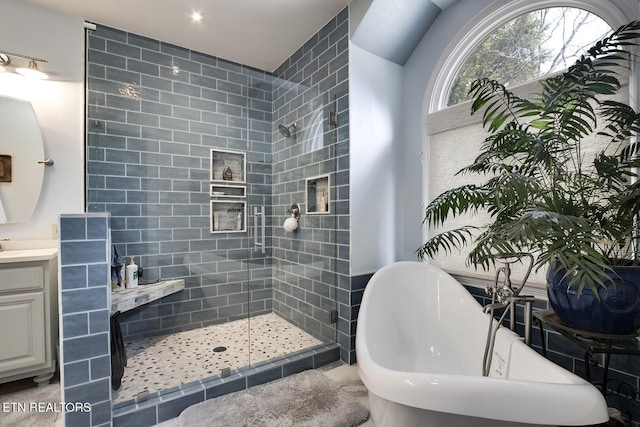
(178, 369, 370, 427)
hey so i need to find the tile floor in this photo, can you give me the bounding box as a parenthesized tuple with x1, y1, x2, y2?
(0, 378, 62, 427)
(156, 362, 373, 427)
(115, 312, 322, 404)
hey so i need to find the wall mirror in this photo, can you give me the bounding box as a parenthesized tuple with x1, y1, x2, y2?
(0, 95, 45, 223)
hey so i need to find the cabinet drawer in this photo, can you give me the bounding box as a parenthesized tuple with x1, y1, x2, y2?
(0, 266, 44, 292)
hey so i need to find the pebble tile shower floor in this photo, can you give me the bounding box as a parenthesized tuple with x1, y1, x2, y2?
(113, 313, 322, 404)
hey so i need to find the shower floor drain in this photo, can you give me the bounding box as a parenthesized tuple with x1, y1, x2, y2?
(213, 346, 227, 353)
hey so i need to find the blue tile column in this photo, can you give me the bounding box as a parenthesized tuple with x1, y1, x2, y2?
(59, 213, 112, 427)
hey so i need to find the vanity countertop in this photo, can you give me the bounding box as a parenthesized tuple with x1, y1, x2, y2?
(0, 248, 58, 264)
(111, 279, 185, 314)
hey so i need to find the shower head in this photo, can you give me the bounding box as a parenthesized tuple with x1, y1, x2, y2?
(278, 122, 296, 138)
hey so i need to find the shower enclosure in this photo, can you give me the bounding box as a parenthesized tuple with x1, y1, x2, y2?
(85, 22, 346, 408)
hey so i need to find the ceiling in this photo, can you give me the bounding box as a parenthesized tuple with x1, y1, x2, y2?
(18, 0, 353, 72)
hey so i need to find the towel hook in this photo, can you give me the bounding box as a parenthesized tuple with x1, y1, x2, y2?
(38, 159, 54, 166)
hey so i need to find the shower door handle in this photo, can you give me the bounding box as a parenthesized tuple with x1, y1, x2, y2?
(253, 206, 265, 253)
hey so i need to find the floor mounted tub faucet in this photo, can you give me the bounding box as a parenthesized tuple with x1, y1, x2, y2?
(482, 253, 536, 376)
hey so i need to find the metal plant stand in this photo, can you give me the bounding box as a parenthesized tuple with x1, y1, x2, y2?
(535, 310, 640, 425)
(535, 310, 640, 387)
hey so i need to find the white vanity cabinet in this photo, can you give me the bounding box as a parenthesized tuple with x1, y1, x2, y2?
(0, 249, 58, 385)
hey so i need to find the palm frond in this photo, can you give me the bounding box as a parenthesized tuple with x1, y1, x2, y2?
(597, 100, 640, 143)
(416, 226, 478, 260)
(423, 184, 489, 227)
(469, 78, 538, 133)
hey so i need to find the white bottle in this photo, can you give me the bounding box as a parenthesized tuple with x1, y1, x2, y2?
(320, 192, 327, 212)
(126, 257, 139, 289)
(120, 264, 126, 288)
(236, 212, 242, 231)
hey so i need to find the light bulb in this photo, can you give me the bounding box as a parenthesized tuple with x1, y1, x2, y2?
(16, 60, 48, 80)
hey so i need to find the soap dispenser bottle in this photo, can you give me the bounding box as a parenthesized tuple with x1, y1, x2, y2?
(125, 257, 139, 289)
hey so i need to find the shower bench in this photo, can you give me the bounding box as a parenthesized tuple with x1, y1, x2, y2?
(110, 279, 184, 314)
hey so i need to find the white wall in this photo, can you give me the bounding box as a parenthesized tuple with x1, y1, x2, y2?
(0, 0, 85, 240)
(349, 43, 403, 275)
(398, 0, 497, 262)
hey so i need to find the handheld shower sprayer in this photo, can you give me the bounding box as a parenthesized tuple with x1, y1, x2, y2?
(283, 203, 300, 232)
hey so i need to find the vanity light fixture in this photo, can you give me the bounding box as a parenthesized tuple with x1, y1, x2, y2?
(0, 50, 49, 80)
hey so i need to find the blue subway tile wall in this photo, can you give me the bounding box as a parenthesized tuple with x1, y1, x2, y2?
(87, 24, 274, 340)
(271, 7, 350, 355)
(59, 213, 112, 427)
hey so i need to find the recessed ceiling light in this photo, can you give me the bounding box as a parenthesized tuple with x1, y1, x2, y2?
(191, 12, 203, 22)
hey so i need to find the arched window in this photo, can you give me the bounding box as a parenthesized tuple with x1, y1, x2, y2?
(447, 8, 610, 106)
(423, 1, 636, 285)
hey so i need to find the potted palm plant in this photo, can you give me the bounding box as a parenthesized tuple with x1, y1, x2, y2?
(418, 21, 640, 335)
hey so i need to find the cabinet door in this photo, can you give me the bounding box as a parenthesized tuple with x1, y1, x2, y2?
(0, 292, 45, 373)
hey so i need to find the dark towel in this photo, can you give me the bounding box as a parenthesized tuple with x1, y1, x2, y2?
(110, 311, 127, 390)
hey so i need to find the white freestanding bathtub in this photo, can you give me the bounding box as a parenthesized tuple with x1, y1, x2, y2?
(356, 261, 609, 427)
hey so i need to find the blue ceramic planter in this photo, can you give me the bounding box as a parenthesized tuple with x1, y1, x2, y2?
(547, 264, 640, 335)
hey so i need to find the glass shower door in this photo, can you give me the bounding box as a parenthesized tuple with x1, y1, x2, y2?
(245, 83, 340, 369)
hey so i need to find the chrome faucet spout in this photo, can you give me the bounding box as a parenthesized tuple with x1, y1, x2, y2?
(483, 302, 508, 314)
